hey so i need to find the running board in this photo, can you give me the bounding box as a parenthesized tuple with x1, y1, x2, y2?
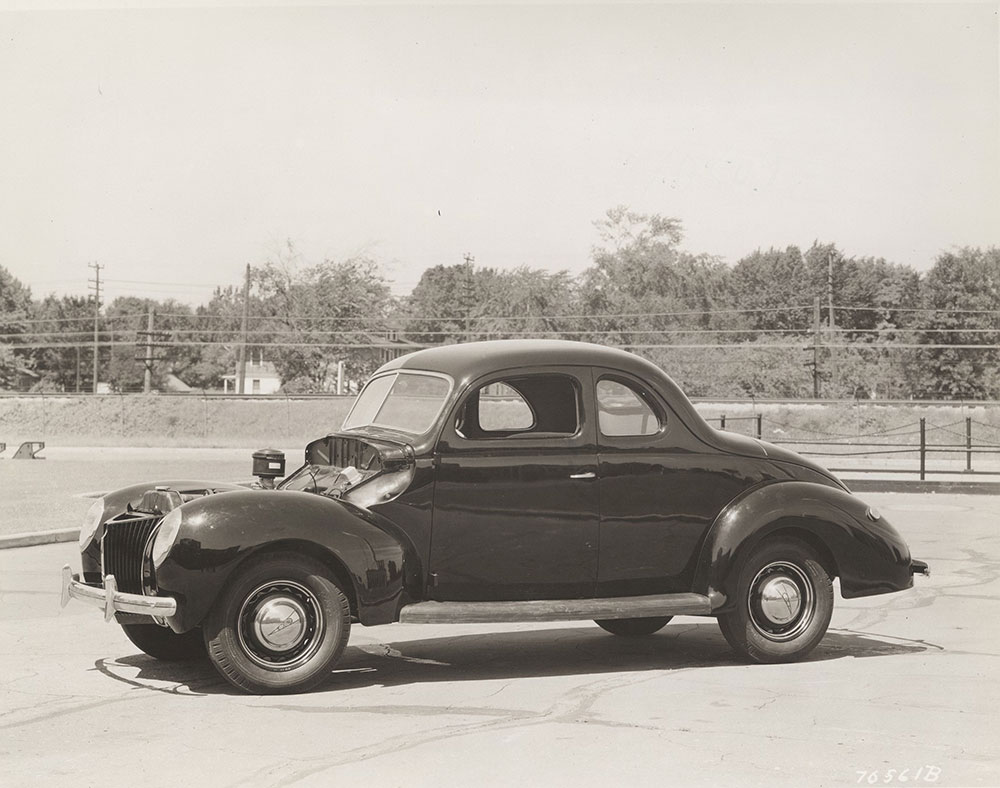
(399, 593, 712, 624)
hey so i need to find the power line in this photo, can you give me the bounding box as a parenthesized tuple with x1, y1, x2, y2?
(87, 262, 103, 394)
(11, 325, 1000, 342)
(833, 305, 1000, 315)
(154, 305, 818, 323)
(14, 313, 148, 325)
(103, 278, 225, 287)
(10, 339, 1000, 351)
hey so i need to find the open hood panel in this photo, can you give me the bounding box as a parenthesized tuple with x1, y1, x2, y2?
(303, 433, 413, 472)
(280, 433, 416, 498)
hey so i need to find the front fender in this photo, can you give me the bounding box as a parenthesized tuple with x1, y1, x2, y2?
(81, 479, 244, 578)
(154, 490, 413, 633)
(692, 481, 913, 612)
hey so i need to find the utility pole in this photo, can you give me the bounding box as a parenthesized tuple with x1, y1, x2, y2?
(827, 251, 837, 393)
(237, 264, 251, 395)
(827, 251, 835, 332)
(462, 253, 475, 337)
(136, 307, 169, 394)
(812, 296, 822, 398)
(87, 262, 103, 394)
(144, 307, 154, 393)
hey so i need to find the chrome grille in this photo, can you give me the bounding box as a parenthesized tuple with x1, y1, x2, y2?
(101, 514, 161, 594)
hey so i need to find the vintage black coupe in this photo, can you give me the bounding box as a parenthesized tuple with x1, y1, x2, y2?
(62, 340, 928, 693)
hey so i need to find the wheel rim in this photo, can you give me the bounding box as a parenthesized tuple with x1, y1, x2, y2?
(237, 580, 324, 670)
(747, 561, 814, 642)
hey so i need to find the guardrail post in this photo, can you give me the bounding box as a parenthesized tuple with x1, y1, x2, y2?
(756, 414, 762, 440)
(919, 417, 926, 480)
(720, 414, 726, 430)
(966, 416, 973, 472)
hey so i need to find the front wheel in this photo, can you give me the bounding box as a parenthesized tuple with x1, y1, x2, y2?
(717, 537, 833, 663)
(594, 616, 672, 637)
(203, 552, 351, 694)
(121, 622, 205, 661)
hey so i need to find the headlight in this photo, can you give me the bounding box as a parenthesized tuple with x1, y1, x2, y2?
(151, 508, 182, 568)
(343, 468, 414, 509)
(78, 498, 105, 549)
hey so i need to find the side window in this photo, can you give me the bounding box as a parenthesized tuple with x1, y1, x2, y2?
(597, 379, 661, 437)
(479, 382, 534, 431)
(457, 375, 580, 439)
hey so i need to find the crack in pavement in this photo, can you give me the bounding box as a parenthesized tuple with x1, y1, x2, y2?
(226, 668, 683, 788)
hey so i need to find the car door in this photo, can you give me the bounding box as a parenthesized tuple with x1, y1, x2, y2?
(595, 370, 759, 597)
(430, 367, 599, 601)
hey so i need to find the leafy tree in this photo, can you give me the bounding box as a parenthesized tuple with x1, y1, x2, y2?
(401, 262, 577, 343)
(907, 247, 1000, 398)
(802, 242, 919, 334)
(183, 285, 248, 390)
(478, 266, 577, 337)
(729, 247, 812, 332)
(578, 207, 732, 347)
(0, 265, 34, 389)
(401, 261, 489, 344)
(102, 297, 200, 392)
(253, 245, 394, 392)
(27, 294, 93, 391)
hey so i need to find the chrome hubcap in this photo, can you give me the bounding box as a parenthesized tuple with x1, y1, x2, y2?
(252, 594, 308, 652)
(748, 561, 814, 642)
(758, 576, 802, 625)
(238, 580, 324, 670)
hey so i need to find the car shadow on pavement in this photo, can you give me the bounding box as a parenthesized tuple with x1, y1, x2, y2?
(97, 621, 936, 696)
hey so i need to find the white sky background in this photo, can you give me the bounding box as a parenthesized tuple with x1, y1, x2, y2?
(1, 2, 997, 305)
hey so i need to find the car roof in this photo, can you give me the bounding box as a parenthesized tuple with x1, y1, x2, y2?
(377, 339, 665, 384)
(373, 339, 720, 449)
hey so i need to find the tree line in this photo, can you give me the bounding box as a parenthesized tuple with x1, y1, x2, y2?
(2, 208, 999, 399)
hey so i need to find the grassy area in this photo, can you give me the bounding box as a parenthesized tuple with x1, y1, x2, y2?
(0, 395, 354, 448)
(2, 394, 999, 451)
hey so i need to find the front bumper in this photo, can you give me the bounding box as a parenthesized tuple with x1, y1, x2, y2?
(60, 565, 177, 622)
(910, 559, 930, 577)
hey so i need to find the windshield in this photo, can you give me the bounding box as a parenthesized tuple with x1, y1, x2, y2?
(342, 371, 451, 435)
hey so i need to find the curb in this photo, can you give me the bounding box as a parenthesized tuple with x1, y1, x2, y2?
(0, 528, 79, 550)
(847, 479, 1000, 495)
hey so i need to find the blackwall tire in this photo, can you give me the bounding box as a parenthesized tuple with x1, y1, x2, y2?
(717, 537, 833, 663)
(594, 616, 673, 637)
(202, 552, 351, 694)
(121, 622, 205, 661)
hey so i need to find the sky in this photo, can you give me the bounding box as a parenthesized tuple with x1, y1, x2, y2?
(1, 1, 998, 306)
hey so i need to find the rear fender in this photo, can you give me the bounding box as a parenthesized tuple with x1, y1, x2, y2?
(692, 481, 913, 613)
(154, 490, 415, 632)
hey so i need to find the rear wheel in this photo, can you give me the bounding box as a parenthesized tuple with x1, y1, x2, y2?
(717, 537, 833, 663)
(594, 616, 672, 637)
(203, 552, 351, 694)
(121, 622, 205, 661)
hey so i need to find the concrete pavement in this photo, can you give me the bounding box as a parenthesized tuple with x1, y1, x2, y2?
(1, 492, 997, 787)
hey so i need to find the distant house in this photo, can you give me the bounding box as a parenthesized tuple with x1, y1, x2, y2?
(222, 355, 282, 395)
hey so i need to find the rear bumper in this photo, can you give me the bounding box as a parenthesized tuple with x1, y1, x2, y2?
(60, 565, 177, 621)
(910, 559, 930, 577)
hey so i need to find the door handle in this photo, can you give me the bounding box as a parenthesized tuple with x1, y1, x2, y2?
(569, 471, 596, 479)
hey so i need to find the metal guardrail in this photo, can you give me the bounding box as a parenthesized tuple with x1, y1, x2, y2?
(713, 414, 1000, 480)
